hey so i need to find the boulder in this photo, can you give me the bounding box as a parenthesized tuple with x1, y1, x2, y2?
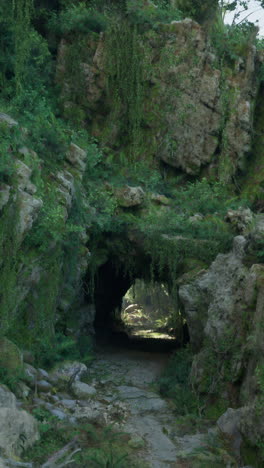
(150, 193, 170, 205)
(72, 381, 96, 399)
(179, 236, 248, 350)
(51, 361, 88, 383)
(24, 363, 38, 385)
(0, 113, 18, 127)
(59, 398, 76, 410)
(37, 368, 50, 380)
(0, 338, 23, 374)
(14, 382, 31, 399)
(36, 380, 52, 393)
(0, 385, 39, 456)
(128, 436, 145, 449)
(225, 207, 253, 234)
(116, 185, 145, 208)
(73, 401, 103, 424)
(15, 160, 36, 195)
(48, 407, 68, 421)
(217, 408, 243, 456)
(0, 385, 16, 408)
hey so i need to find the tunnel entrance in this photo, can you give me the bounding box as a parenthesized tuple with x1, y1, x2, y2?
(121, 280, 181, 340)
(87, 258, 189, 353)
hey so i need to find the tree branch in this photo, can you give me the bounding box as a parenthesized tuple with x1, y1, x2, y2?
(1, 460, 33, 468)
(41, 437, 81, 468)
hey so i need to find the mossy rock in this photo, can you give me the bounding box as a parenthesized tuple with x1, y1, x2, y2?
(0, 338, 23, 374)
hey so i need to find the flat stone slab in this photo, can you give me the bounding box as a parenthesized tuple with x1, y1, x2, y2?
(117, 385, 161, 400)
(116, 386, 168, 413)
(123, 415, 178, 467)
(72, 381, 96, 399)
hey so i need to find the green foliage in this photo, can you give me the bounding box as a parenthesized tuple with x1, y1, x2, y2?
(49, 3, 108, 36)
(194, 330, 245, 397)
(211, 20, 257, 66)
(15, 96, 69, 165)
(32, 407, 58, 434)
(0, 122, 19, 182)
(0, 366, 25, 392)
(105, 20, 146, 159)
(85, 448, 128, 468)
(23, 416, 72, 464)
(136, 179, 243, 284)
(0, 202, 21, 335)
(126, 0, 183, 28)
(159, 347, 200, 415)
(23, 420, 137, 468)
(175, 0, 219, 24)
(33, 332, 92, 368)
(12, 0, 34, 92)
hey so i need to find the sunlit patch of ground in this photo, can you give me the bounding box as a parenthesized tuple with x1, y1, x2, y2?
(128, 328, 175, 340)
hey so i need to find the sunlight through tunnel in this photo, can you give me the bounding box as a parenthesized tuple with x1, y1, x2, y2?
(85, 258, 190, 351)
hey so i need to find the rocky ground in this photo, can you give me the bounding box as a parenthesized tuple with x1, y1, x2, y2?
(85, 345, 241, 468)
(0, 342, 253, 467)
(0, 338, 255, 468)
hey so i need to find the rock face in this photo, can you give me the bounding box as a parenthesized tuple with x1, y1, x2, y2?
(57, 19, 259, 178)
(0, 384, 39, 457)
(66, 143, 87, 174)
(0, 118, 90, 340)
(179, 222, 264, 444)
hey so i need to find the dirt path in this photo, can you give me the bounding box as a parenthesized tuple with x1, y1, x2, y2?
(88, 344, 210, 468)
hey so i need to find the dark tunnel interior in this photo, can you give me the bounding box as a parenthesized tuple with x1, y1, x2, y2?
(84, 258, 190, 353)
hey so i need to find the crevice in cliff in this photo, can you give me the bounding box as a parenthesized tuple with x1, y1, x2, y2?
(241, 82, 264, 211)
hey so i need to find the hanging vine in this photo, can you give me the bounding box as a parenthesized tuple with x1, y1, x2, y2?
(12, 0, 34, 92)
(105, 20, 147, 159)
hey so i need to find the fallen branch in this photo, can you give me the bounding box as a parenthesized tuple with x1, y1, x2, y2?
(1, 460, 33, 468)
(41, 437, 81, 468)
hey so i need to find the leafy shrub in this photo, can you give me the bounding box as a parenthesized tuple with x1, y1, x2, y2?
(0, 122, 19, 182)
(175, 0, 218, 24)
(0, 365, 26, 392)
(126, 0, 183, 29)
(85, 448, 129, 468)
(33, 332, 93, 368)
(211, 21, 258, 66)
(49, 3, 108, 36)
(159, 347, 200, 415)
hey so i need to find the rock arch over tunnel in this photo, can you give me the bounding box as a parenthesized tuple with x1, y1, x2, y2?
(83, 253, 190, 349)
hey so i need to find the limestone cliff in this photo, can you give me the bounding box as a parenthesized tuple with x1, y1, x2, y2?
(57, 18, 261, 179)
(0, 10, 264, 464)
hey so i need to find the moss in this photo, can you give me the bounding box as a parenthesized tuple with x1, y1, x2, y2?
(241, 440, 264, 468)
(203, 398, 229, 421)
(0, 337, 23, 373)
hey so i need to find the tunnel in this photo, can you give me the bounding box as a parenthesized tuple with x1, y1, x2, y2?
(83, 254, 190, 353)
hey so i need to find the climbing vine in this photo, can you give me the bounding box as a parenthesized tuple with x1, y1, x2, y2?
(105, 20, 147, 159)
(12, 0, 34, 92)
(0, 201, 21, 335)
